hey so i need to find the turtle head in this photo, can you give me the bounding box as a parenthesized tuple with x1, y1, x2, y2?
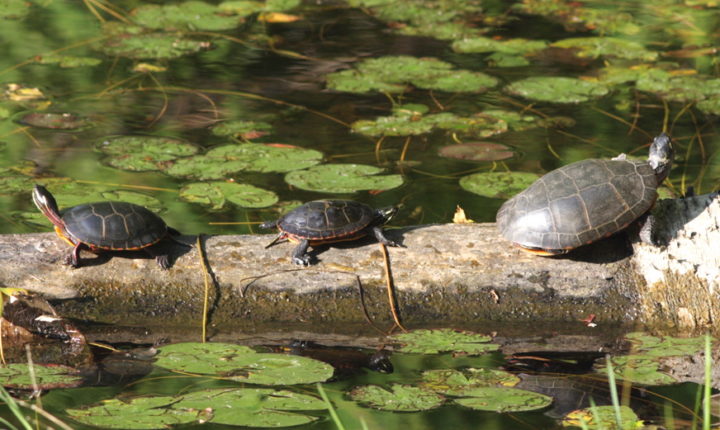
(648, 132, 673, 182)
(32, 185, 64, 228)
(376, 205, 399, 225)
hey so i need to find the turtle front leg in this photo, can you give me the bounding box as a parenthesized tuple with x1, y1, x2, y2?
(65, 242, 87, 268)
(291, 239, 312, 266)
(371, 226, 401, 247)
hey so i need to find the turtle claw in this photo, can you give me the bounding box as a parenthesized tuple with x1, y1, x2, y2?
(64, 254, 80, 268)
(292, 256, 311, 266)
(155, 255, 171, 270)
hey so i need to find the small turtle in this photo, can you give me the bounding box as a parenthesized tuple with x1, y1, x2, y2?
(261, 200, 399, 265)
(32, 185, 180, 268)
(496, 133, 673, 255)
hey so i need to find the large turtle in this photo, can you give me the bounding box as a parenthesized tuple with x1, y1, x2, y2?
(261, 199, 399, 265)
(496, 133, 673, 255)
(32, 185, 180, 268)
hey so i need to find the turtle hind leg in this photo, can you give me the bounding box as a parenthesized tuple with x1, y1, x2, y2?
(371, 226, 402, 247)
(144, 246, 172, 269)
(291, 239, 312, 266)
(65, 242, 88, 268)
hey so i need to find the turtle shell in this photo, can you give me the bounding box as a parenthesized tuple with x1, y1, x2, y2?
(62, 201, 168, 250)
(496, 158, 659, 253)
(277, 200, 375, 241)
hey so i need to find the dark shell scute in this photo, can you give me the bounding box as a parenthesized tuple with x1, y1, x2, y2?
(497, 158, 659, 251)
(62, 201, 167, 249)
(278, 200, 374, 240)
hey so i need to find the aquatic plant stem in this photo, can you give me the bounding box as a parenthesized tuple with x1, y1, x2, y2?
(316, 383, 346, 430)
(703, 334, 711, 430)
(197, 235, 211, 343)
(604, 354, 624, 429)
(379, 243, 406, 332)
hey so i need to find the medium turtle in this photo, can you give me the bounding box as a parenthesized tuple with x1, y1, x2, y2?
(496, 133, 673, 255)
(32, 185, 180, 268)
(261, 200, 399, 265)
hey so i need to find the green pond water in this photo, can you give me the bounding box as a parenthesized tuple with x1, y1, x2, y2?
(1, 0, 719, 428)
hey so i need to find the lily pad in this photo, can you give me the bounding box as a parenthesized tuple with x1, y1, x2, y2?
(562, 405, 641, 429)
(624, 332, 706, 357)
(453, 387, 553, 412)
(349, 384, 445, 412)
(598, 355, 676, 386)
(327, 56, 497, 94)
(439, 142, 514, 162)
(506, 77, 609, 103)
(635, 69, 720, 102)
(0, 0, 30, 19)
(0, 165, 37, 195)
(32, 182, 165, 216)
(179, 182, 278, 209)
(132, 2, 243, 31)
(96, 136, 199, 171)
(552, 37, 658, 61)
(391, 328, 498, 355)
(453, 37, 548, 55)
(421, 368, 520, 395)
(67, 396, 197, 429)
(459, 171, 540, 199)
(0, 363, 82, 390)
(164, 143, 323, 180)
(17, 112, 89, 130)
(155, 342, 334, 385)
(101, 33, 211, 59)
(514, 0, 640, 35)
(284, 164, 404, 193)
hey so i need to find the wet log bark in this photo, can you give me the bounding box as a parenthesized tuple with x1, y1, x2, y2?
(0, 193, 717, 334)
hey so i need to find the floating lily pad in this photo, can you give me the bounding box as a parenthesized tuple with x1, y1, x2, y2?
(439, 142, 514, 162)
(211, 120, 273, 138)
(284, 164, 404, 193)
(0, 363, 82, 390)
(180, 182, 278, 209)
(459, 171, 540, 199)
(453, 387, 553, 412)
(506, 77, 609, 103)
(349, 384, 445, 412)
(485, 52, 531, 67)
(421, 368, 520, 395)
(562, 405, 641, 429)
(391, 328, 498, 355)
(552, 37, 658, 61)
(101, 33, 211, 59)
(155, 342, 334, 385)
(327, 56, 497, 94)
(36, 54, 102, 68)
(598, 355, 676, 386)
(96, 136, 199, 171)
(0, 0, 30, 19)
(453, 37, 548, 55)
(17, 112, 89, 130)
(32, 182, 165, 217)
(624, 332, 706, 357)
(636, 69, 720, 102)
(514, 0, 640, 35)
(67, 396, 196, 429)
(164, 143, 322, 180)
(352, 108, 508, 138)
(132, 1, 243, 31)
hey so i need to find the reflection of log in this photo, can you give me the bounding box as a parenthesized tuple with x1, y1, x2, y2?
(0, 193, 717, 334)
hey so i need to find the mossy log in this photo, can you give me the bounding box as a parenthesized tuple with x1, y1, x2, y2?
(0, 193, 718, 334)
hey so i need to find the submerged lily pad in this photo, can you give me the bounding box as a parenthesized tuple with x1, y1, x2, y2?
(599, 355, 676, 385)
(0, 363, 82, 389)
(552, 37, 658, 61)
(96, 136, 199, 171)
(155, 342, 334, 385)
(562, 405, 641, 429)
(391, 328, 498, 355)
(101, 33, 211, 59)
(132, 2, 243, 31)
(17, 112, 89, 130)
(453, 387, 553, 412)
(284, 164, 403, 193)
(506, 77, 609, 103)
(459, 171, 540, 199)
(327, 56, 497, 94)
(453, 37, 548, 55)
(180, 182, 278, 209)
(350, 384, 445, 412)
(439, 142, 514, 162)
(421, 368, 520, 394)
(164, 143, 323, 180)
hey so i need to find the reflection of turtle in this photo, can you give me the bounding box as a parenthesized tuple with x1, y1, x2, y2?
(496, 133, 673, 255)
(261, 200, 399, 265)
(32, 185, 180, 268)
(280, 340, 393, 379)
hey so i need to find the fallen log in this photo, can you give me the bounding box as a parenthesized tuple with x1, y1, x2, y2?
(0, 193, 717, 334)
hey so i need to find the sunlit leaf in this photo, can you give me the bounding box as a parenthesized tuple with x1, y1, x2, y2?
(180, 182, 278, 209)
(284, 164, 404, 193)
(453, 387, 553, 412)
(96, 136, 199, 171)
(562, 405, 642, 429)
(459, 171, 540, 199)
(506, 77, 609, 103)
(350, 384, 445, 411)
(155, 342, 334, 385)
(391, 328, 498, 355)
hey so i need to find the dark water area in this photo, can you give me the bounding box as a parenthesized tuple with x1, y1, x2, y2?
(1, 0, 719, 428)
